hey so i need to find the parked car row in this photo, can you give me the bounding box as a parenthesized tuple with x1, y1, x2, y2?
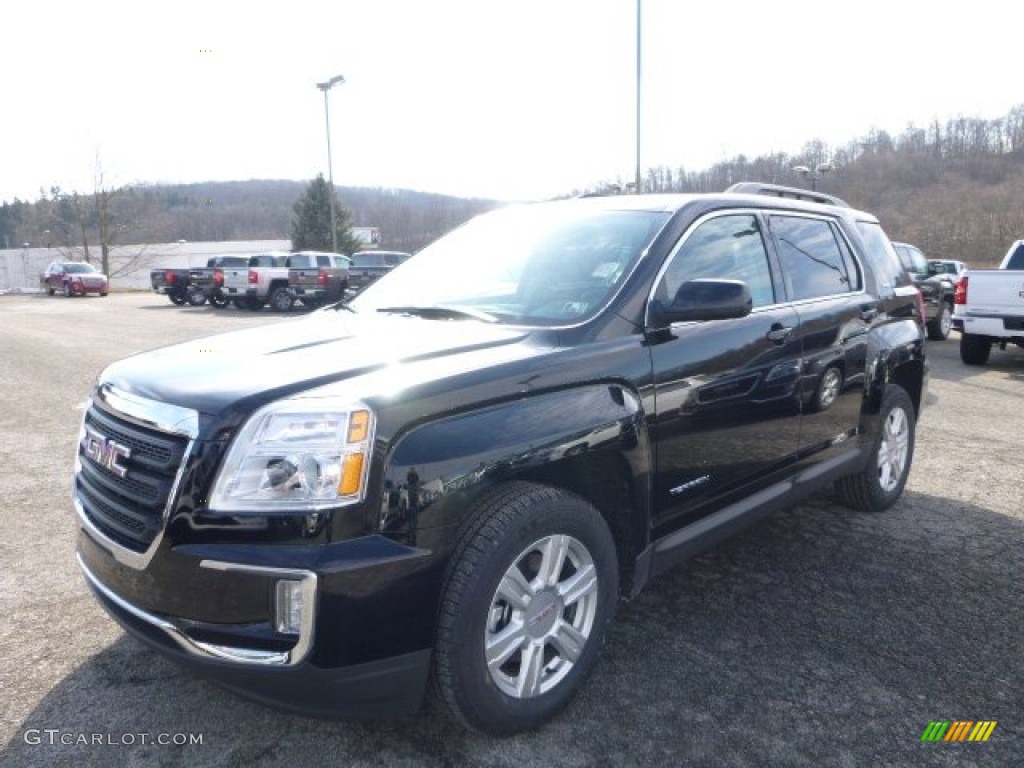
(149, 250, 411, 311)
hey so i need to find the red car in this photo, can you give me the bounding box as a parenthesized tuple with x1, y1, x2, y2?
(40, 261, 109, 297)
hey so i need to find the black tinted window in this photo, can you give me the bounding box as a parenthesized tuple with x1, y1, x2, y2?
(770, 216, 859, 301)
(658, 214, 775, 308)
(855, 222, 909, 298)
(316, 255, 331, 267)
(1006, 243, 1024, 270)
(352, 254, 383, 268)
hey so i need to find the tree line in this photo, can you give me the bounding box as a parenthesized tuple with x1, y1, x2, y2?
(4, 103, 1024, 267)
(610, 104, 1024, 266)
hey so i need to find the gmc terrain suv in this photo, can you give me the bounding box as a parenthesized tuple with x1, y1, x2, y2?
(74, 184, 927, 735)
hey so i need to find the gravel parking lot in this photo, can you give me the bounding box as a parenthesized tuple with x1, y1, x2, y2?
(1, 292, 1021, 767)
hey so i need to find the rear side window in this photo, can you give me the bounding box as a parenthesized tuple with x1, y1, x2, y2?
(768, 216, 861, 301)
(1006, 243, 1024, 270)
(855, 222, 910, 298)
(316, 254, 332, 267)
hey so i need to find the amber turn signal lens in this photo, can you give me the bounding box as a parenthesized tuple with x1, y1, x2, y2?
(338, 453, 365, 496)
(347, 410, 370, 443)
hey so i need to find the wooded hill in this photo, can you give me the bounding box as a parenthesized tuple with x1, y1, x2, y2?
(0, 182, 498, 255)
(4, 103, 1024, 266)
(627, 103, 1024, 267)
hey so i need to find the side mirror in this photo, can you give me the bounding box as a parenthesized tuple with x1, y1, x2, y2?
(650, 278, 752, 326)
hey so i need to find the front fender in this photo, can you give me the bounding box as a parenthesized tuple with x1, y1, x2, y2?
(376, 383, 651, 556)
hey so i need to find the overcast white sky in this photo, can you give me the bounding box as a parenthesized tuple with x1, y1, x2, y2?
(1, 0, 1020, 204)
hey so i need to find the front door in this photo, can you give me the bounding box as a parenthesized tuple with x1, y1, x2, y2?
(649, 212, 803, 533)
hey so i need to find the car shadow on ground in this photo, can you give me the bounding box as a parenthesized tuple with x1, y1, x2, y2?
(5, 491, 1021, 767)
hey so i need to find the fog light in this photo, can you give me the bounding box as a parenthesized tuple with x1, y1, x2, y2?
(274, 579, 305, 634)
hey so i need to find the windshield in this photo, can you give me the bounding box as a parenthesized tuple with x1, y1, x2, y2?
(64, 263, 97, 274)
(349, 204, 669, 325)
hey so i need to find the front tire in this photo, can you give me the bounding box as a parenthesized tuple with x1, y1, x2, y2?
(187, 289, 207, 306)
(210, 293, 230, 308)
(835, 385, 915, 512)
(168, 293, 187, 306)
(432, 482, 618, 735)
(960, 333, 991, 365)
(63, 283, 71, 298)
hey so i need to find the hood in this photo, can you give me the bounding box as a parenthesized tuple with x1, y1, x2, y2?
(98, 310, 536, 416)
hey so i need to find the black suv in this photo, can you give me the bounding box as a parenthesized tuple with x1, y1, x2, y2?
(74, 184, 927, 735)
(892, 241, 955, 340)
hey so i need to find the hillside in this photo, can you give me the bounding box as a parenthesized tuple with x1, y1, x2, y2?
(0, 181, 498, 256)
(628, 104, 1024, 267)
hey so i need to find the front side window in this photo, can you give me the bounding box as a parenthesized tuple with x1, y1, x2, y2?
(655, 214, 775, 309)
(770, 216, 860, 301)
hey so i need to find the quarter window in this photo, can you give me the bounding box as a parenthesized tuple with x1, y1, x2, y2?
(657, 214, 775, 309)
(769, 216, 860, 301)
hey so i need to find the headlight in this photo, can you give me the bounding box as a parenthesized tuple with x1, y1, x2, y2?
(209, 398, 374, 513)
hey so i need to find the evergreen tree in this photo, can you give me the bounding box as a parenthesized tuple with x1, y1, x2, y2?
(290, 174, 361, 253)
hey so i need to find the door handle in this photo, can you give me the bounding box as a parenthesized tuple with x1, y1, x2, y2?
(860, 306, 879, 322)
(766, 324, 793, 343)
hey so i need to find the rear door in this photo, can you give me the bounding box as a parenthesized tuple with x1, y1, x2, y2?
(763, 213, 869, 458)
(649, 211, 803, 532)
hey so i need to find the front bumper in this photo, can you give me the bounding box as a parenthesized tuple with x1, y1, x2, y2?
(80, 552, 431, 718)
(77, 530, 436, 719)
(72, 282, 108, 295)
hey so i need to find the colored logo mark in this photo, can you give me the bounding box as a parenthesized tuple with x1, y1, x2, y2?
(921, 721, 997, 742)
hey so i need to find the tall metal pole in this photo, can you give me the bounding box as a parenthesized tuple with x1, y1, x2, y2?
(635, 0, 642, 194)
(322, 88, 337, 254)
(317, 75, 345, 254)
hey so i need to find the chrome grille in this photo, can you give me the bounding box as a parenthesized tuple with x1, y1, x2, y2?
(75, 404, 189, 552)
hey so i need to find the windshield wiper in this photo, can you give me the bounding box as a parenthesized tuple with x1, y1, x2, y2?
(376, 305, 499, 323)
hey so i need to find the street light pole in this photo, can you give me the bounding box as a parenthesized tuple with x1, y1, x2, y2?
(792, 162, 833, 191)
(635, 0, 643, 194)
(316, 74, 345, 253)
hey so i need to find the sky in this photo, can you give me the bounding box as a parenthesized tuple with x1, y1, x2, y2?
(1, 0, 1021, 205)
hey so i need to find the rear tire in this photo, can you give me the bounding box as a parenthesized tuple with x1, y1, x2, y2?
(63, 283, 71, 298)
(187, 289, 207, 306)
(210, 293, 230, 308)
(927, 301, 952, 341)
(960, 333, 991, 365)
(835, 385, 915, 512)
(48, 287, 55, 296)
(169, 293, 187, 306)
(432, 482, 618, 735)
(810, 365, 843, 412)
(269, 287, 294, 312)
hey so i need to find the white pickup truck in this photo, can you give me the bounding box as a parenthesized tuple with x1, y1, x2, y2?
(221, 251, 291, 311)
(952, 240, 1024, 364)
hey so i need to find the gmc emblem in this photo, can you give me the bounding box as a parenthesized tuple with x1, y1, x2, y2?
(81, 425, 131, 478)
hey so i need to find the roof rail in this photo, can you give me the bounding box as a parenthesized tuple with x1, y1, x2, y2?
(725, 182, 849, 208)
